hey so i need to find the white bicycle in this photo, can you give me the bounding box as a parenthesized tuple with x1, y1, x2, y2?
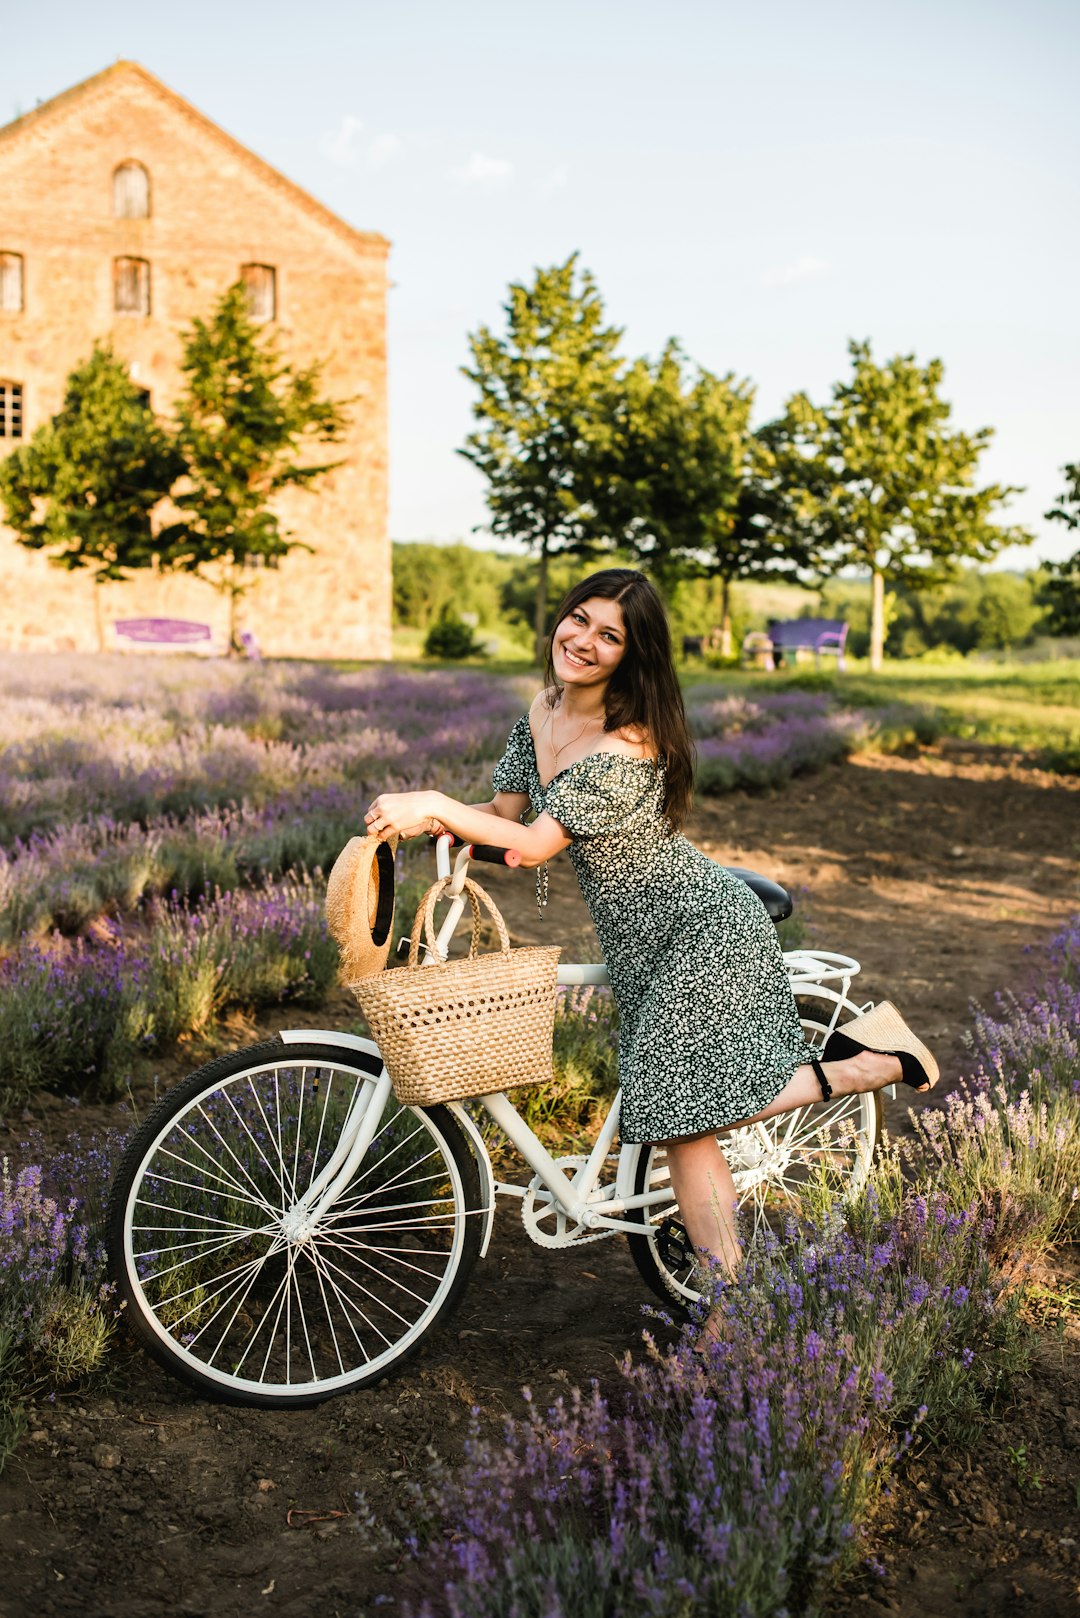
(107, 837, 883, 1406)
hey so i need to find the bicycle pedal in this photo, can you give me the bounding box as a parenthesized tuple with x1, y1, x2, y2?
(656, 1216, 695, 1273)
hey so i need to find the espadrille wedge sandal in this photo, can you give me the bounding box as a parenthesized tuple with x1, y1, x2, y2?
(821, 1000, 940, 1092)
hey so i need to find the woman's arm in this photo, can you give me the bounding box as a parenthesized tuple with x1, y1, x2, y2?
(364, 788, 570, 868)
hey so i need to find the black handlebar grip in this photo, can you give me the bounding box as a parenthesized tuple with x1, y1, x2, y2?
(470, 844, 522, 867)
(428, 834, 522, 868)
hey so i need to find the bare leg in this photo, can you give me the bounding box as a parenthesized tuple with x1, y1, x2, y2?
(726, 1048, 905, 1134)
(662, 1051, 905, 1347)
(664, 1133, 740, 1278)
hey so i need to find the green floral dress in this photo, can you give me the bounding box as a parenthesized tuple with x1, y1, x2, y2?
(492, 714, 808, 1144)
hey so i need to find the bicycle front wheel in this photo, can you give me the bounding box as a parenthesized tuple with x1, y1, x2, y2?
(107, 1039, 482, 1405)
(626, 989, 883, 1305)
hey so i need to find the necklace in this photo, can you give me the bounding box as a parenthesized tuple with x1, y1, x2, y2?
(547, 706, 603, 767)
(533, 706, 604, 919)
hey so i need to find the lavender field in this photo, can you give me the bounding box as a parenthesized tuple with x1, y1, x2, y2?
(4, 652, 1078, 1614)
(0, 653, 937, 1107)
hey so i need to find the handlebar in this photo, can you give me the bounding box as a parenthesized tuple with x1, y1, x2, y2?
(429, 832, 522, 868)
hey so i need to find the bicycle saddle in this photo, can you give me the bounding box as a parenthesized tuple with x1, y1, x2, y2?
(724, 867, 793, 923)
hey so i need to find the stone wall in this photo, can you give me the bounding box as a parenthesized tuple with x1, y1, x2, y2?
(0, 63, 391, 660)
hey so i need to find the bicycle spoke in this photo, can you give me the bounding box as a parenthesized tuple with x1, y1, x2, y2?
(112, 1048, 480, 1400)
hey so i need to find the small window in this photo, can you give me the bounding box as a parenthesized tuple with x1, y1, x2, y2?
(113, 161, 150, 219)
(114, 257, 150, 316)
(241, 263, 276, 322)
(0, 253, 24, 313)
(0, 381, 24, 439)
(133, 386, 151, 408)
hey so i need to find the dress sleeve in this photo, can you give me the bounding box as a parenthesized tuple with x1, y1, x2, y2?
(544, 755, 659, 839)
(491, 714, 533, 795)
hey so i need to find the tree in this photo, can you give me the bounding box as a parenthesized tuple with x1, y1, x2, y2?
(0, 343, 182, 648)
(459, 255, 624, 658)
(769, 340, 1032, 670)
(1041, 463, 1080, 636)
(159, 284, 348, 651)
(391, 541, 509, 634)
(595, 345, 813, 655)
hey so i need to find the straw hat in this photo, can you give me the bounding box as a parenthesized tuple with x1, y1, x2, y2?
(325, 835, 398, 981)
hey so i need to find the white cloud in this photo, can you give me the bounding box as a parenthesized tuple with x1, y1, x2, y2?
(320, 116, 404, 170)
(761, 254, 830, 288)
(453, 151, 514, 186)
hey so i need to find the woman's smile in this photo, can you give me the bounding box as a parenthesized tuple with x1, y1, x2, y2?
(552, 598, 627, 681)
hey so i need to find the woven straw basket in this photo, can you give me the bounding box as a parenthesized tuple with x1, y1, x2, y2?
(349, 877, 561, 1107)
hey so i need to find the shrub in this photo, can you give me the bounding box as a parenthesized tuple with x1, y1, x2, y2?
(423, 607, 486, 660)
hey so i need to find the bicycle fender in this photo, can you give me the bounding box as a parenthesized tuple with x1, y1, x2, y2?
(279, 1027, 379, 1056)
(277, 1029, 497, 1260)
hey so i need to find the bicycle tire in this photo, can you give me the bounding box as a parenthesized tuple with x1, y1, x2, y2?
(107, 1039, 483, 1406)
(625, 991, 884, 1306)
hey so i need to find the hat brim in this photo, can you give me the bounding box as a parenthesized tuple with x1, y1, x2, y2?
(325, 835, 398, 981)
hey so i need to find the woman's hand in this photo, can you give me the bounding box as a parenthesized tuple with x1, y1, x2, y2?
(365, 791, 443, 841)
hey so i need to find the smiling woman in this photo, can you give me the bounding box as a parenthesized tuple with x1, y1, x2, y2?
(364, 567, 938, 1342)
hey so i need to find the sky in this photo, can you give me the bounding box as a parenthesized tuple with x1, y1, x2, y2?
(5, 0, 1079, 568)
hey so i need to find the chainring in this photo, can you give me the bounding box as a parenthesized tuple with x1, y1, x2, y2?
(520, 1156, 616, 1248)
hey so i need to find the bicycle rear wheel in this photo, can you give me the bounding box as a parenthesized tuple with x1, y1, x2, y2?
(107, 1039, 482, 1405)
(626, 990, 883, 1305)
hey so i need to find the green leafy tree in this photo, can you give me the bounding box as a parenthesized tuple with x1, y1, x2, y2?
(0, 342, 182, 648)
(159, 284, 348, 651)
(596, 345, 754, 653)
(460, 255, 624, 658)
(392, 542, 510, 633)
(1041, 463, 1080, 635)
(770, 340, 1032, 670)
(889, 569, 1041, 656)
(595, 345, 811, 656)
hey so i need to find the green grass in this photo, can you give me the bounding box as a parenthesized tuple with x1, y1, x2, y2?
(839, 660, 1080, 759)
(695, 657, 1080, 763)
(351, 640, 1080, 765)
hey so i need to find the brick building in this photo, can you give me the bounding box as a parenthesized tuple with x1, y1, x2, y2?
(0, 61, 390, 658)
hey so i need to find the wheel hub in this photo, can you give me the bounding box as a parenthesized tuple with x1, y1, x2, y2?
(280, 1208, 316, 1244)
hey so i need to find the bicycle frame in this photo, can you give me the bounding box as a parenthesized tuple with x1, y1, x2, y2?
(280, 837, 870, 1254)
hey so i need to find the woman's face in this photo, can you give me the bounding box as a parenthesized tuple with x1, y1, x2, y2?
(552, 596, 628, 689)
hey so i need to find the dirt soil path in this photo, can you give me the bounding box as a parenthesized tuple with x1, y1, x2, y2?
(2, 745, 1079, 1618)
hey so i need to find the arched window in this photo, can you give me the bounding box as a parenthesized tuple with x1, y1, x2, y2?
(0, 253, 24, 312)
(113, 161, 150, 219)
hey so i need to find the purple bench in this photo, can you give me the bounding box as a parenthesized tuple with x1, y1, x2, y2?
(114, 618, 213, 649)
(766, 618, 848, 671)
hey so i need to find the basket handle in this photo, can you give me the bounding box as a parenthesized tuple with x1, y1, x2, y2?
(408, 876, 511, 968)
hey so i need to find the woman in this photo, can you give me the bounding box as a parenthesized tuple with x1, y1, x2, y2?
(365, 569, 937, 1318)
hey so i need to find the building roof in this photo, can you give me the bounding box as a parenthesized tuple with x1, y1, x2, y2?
(0, 59, 389, 260)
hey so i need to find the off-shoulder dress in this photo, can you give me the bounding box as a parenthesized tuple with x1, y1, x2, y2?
(492, 713, 808, 1145)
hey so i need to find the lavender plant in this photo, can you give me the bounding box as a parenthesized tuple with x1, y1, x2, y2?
(0, 876, 338, 1106)
(404, 1336, 890, 1618)
(394, 1160, 1030, 1618)
(0, 1129, 125, 1468)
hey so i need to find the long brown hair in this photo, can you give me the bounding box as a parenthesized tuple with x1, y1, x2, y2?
(543, 569, 696, 828)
